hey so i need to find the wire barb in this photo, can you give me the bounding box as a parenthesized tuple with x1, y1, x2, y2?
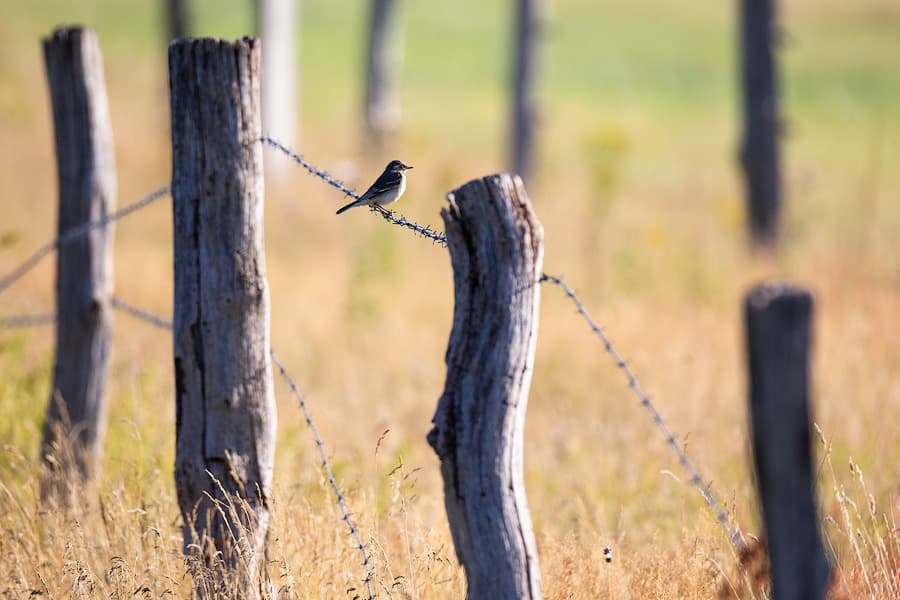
(539, 272, 746, 552)
(0, 186, 170, 297)
(371, 204, 448, 246)
(270, 350, 374, 600)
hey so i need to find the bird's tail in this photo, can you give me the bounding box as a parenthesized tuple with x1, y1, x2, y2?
(336, 198, 361, 215)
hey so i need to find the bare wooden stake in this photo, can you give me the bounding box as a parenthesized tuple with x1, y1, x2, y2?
(745, 283, 830, 600)
(364, 0, 403, 144)
(169, 37, 276, 597)
(429, 174, 543, 599)
(739, 0, 781, 247)
(41, 26, 116, 488)
(511, 0, 540, 182)
(258, 0, 299, 183)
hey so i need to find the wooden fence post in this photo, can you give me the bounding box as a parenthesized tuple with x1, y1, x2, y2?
(40, 26, 116, 488)
(169, 37, 276, 597)
(739, 0, 781, 247)
(745, 283, 830, 599)
(258, 0, 298, 183)
(428, 174, 543, 599)
(364, 0, 402, 143)
(511, 0, 540, 182)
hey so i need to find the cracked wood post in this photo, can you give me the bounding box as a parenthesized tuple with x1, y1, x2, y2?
(745, 284, 830, 600)
(169, 37, 276, 596)
(739, 0, 781, 247)
(428, 174, 543, 599)
(40, 26, 116, 489)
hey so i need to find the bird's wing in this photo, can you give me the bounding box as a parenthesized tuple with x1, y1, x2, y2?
(358, 170, 403, 202)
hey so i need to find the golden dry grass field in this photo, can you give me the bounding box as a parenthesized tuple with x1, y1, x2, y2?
(1, 0, 899, 597)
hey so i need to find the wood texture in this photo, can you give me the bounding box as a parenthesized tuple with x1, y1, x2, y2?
(429, 174, 543, 599)
(364, 0, 402, 143)
(745, 283, 830, 600)
(169, 37, 276, 596)
(41, 26, 116, 485)
(511, 0, 539, 182)
(739, 0, 781, 246)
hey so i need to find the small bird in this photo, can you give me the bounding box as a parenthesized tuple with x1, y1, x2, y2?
(336, 160, 413, 215)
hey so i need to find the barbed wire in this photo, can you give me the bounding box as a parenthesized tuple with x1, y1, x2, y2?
(0, 298, 174, 332)
(0, 312, 56, 329)
(370, 204, 447, 246)
(262, 135, 448, 246)
(0, 295, 372, 588)
(111, 297, 173, 330)
(270, 350, 374, 600)
(0, 134, 743, 561)
(539, 273, 746, 552)
(263, 135, 744, 551)
(0, 186, 170, 297)
(109, 300, 374, 592)
(262, 136, 358, 198)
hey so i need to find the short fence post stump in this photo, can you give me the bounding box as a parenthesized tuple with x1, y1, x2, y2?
(41, 26, 117, 490)
(745, 283, 830, 600)
(169, 37, 276, 597)
(428, 174, 543, 599)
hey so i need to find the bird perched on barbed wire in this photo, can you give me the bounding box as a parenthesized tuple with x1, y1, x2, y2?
(336, 159, 413, 215)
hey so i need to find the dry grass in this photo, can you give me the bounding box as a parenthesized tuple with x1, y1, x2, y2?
(2, 0, 900, 597)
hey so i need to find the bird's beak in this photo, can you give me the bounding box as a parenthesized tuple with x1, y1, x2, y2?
(405, 165, 414, 170)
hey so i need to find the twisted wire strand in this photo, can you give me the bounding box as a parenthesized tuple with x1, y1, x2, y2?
(370, 204, 447, 246)
(87, 299, 373, 590)
(261, 136, 358, 199)
(261, 136, 448, 246)
(270, 350, 374, 600)
(0, 312, 56, 329)
(111, 297, 173, 330)
(0, 186, 170, 297)
(539, 273, 746, 552)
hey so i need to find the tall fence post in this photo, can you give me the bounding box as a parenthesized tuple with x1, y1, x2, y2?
(511, 0, 540, 182)
(428, 174, 543, 599)
(744, 283, 830, 599)
(364, 0, 403, 144)
(165, 0, 192, 40)
(258, 0, 298, 183)
(169, 37, 276, 597)
(739, 0, 781, 247)
(40, 26, 116, 489)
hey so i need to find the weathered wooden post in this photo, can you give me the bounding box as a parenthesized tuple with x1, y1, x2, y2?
(364, 0, 403, 143)
(40, 26, 116, 487)
(428, 174, 543, 599)
(739, 0, 781, 247)
(169, 37, 276, 596)
(745, 283, 830, 599)
(511, 0, 540, 182)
